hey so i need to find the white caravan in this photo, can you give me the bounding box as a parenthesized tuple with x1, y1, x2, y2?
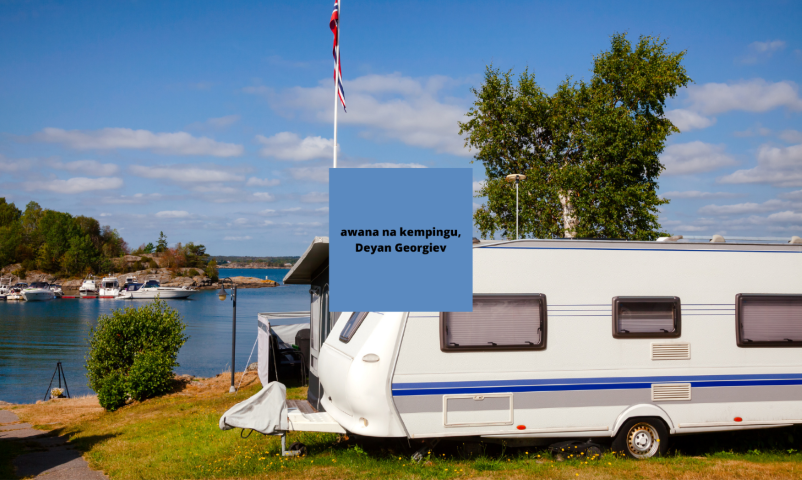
(254, 237, 802, 459)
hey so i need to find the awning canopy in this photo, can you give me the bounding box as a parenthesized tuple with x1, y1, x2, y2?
(283, 236, 329, 285)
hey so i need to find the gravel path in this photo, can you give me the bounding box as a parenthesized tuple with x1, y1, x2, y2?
(0, 409, 108, 479)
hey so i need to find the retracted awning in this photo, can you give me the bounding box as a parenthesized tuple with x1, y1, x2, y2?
(282, 237, 329, 285)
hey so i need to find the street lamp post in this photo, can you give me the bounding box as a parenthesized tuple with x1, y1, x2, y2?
(505, 174, 527, 240)
(217, 278, 238, 393)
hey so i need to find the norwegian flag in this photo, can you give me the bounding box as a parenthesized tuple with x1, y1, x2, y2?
(330, 0, 346, 111)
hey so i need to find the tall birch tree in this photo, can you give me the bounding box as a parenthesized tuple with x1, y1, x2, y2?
(460, 33, 691, 240)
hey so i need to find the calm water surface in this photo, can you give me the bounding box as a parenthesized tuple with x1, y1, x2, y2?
(0, 269, 309, 404)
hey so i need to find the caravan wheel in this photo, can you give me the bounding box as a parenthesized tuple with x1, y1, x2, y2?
(612, 418, 668, 459)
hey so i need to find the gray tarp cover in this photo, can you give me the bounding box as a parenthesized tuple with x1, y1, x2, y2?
(219, 381, 288, 435)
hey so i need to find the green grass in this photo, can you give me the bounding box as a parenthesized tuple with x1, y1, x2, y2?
(9, 381, 802, 479)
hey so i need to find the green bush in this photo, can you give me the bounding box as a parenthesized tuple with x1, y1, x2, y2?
(186, 268, 199, 277)
(148, 258, 159, 269)
(85, 299, 188, 411)
(128, 351, 174, 401)
(96, 371, 127, 411)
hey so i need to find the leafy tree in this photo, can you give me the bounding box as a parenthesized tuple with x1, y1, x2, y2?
(142, 242, 155, 254)
(460, 33, 691, 240)
(0, 198, 21, 228)
(205, 259, 219, 282)
(156, 231, 168, 253)
(61, 234, 98, 275)
(0, 222, 22, 267)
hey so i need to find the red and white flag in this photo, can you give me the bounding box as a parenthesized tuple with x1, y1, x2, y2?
(330, 0, 346, 111)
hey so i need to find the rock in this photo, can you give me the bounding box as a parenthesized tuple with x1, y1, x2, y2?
(174, 374, 195, 382)
(246, 362, 258, 372)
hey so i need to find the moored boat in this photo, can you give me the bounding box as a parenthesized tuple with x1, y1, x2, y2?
(49, 284, 63, 298)
(22, 282, 56, 301)
(118, 278, 194, 299)
(79, 274, 98, 297)
(99, 275, 120, 297)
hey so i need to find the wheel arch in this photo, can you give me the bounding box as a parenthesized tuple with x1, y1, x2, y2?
(612, 404, 675, 436)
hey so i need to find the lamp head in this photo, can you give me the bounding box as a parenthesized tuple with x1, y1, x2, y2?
(217, 287, 227, 301)
(505, 174, 526, 183)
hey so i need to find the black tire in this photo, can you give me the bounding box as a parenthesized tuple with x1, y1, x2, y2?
(611, 418, 669, 459)
(289, 442, 307, 456)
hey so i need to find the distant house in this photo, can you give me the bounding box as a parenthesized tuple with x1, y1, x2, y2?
(284, 263, 293, 267)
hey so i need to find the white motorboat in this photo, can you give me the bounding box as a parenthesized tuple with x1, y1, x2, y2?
(22, 282, 56, 301)
(99, 276, 120, 297)
(7, 287, 24, 301)
(0, 277, 12, 296)
(118, 278, 194, 299)
(79, 274, 98, 297)
(49, 284, 63, 298)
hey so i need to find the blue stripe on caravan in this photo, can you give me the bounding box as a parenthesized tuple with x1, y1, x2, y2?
(391, 378, 802, 396)
(390, 373, 802, 396)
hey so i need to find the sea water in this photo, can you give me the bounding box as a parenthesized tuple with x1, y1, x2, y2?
(0, 269, 309, 404)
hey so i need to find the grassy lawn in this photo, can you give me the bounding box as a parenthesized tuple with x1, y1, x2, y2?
(4, 372, 802, 479)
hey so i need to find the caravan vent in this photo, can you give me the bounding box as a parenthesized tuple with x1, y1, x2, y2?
(652, 383, 692, 402)
(651, 342, 690, 360)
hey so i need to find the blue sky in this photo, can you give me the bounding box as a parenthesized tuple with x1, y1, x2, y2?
(1, 0, 801, 255)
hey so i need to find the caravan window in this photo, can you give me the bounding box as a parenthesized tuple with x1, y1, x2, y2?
(339, 312, 369, 343)
(737, 294, 802, 347)
(440, 294, 547, 351)
(612, 297, 681, 338)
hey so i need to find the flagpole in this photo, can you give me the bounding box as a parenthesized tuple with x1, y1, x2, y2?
(332, 0, 340, 169)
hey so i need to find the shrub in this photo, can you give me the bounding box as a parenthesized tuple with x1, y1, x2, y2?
(205, 259, 219, 282)
(128, 351, 175, 401)
(96, 371, 127, 411)
(186, 268, 199, 277)
(85, 299, 188, 410)
(148, 258, 159, 269)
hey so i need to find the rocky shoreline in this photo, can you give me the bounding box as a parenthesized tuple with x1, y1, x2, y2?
(217, 262, 292, 269)
(0, 266, 279, 295)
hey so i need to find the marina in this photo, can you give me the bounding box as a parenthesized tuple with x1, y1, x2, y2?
(0, 268, 305, 404)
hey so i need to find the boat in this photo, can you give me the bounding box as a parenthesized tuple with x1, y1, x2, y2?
(0, 277, 11, 296)
(49, 284, 63, 298)
(118, 278, 194, 299)
(6, 286, 24, 301)
(79, 274, 98, 297)
(22, 282, 56, 301)
(99, 275, 120, 297)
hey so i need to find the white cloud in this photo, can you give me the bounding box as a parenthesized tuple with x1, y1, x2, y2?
(767, 211, 802, 223)
(34, 127, 243, 157)
(129, 165, 244, 183)
(780, 190, 802, 201)
(253, 73, 470, 156)
(698, 199, 788, 216)
(155, 210, 191, 218)
(301, 192, 328, 203)
(660, 141, 737, 175)
(740, 40, 786, 64)
(47, 159, 119, 176)
(191, 185, 241, 195)
(665, 109, 716, 131)
(100, 193, 163, 205)
(779, 130, 802, 143)
(252, 192, 276, 201)
(224, 236, 253, 241)
(258, 209, 277, 216)
(356, 162, 427, 168)
(720, 143, 802, 187)
(661, 190, 740, 199)
(23, 177, 123, 194)
(288, 167, 329, 184)
(246, 176, 280, 187)
(206, 115, 240, 128)
(256, 132, 335, 161)
(0, 154, 32, 172)
(685, 79, 802, 115)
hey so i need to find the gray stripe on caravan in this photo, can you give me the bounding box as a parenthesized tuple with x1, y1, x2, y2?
(447, 396, 510, 412)
(393, 386, 802, 414)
